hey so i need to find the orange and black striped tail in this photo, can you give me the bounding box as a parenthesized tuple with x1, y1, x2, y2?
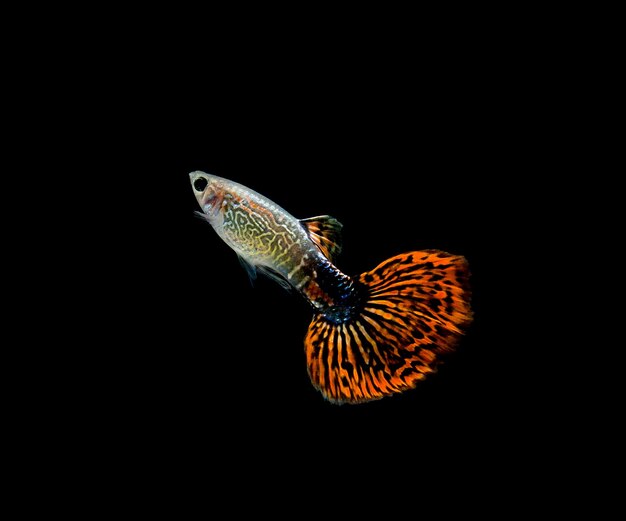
(304, 250, 473, 404)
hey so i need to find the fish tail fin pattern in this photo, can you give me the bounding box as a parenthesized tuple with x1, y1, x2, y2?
(304, 250, 473, 404)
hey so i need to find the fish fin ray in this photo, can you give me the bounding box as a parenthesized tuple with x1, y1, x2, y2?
(238, 256, 292, 292)
(194, 210, 209, 222)
(237, 255, 258, 285)
(304, 250, 472, 404)
(300, 215, 343, 262)
(258, 266, 293, 292)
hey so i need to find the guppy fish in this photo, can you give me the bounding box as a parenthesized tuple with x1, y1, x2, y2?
(190, 171, 472, 404)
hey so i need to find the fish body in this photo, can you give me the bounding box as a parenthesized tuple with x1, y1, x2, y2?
(190, 171, 472, 404)
(190, 172, 356, 315)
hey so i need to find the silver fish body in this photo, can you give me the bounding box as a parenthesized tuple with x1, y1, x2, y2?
(190, 171, 349, 306)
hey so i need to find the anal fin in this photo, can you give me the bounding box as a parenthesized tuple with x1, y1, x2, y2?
(237, 255, 257, 285)
(258, 266, 293, 292)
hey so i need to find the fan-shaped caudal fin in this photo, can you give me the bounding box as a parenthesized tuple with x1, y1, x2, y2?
(304, 250, 472, 404)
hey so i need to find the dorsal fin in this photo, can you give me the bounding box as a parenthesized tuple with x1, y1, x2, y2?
(300, 215, 343, 262)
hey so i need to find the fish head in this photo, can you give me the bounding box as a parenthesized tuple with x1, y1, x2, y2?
(189, 171, 232, 223)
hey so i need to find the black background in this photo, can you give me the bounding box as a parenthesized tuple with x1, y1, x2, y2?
(101, 91, 533, 456)
(56, 44, 555, 472)
(18, 13, 610, 510)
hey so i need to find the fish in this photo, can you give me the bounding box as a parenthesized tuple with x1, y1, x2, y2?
(190, 171, 473, 404)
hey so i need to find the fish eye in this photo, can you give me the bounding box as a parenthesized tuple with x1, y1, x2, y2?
(193, 177, 208, 192)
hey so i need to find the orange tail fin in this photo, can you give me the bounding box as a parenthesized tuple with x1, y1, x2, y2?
(304, 250, 473, 404)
